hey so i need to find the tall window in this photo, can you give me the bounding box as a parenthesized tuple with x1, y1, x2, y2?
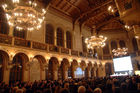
(66, 31, 72, 49)
(119, 40, 126, 48)
(82, 37, 87, 52)
(132, 38, 138, 51)
(0, 7, 9, 34)
(103, 42, 110, 54)
(13, 28, 26, 39)
(45, 24, 54, 44)
(0, 54, 3, 81)
(10, 55, 22, 82)
(57, 27, 64, 47)
(111, 41, 117, 50)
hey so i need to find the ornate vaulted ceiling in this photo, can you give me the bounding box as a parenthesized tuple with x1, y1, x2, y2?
(39, 0, 126, 32)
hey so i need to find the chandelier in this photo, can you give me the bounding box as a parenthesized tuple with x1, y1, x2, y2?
(85, 35, 107, 49)
(112, 48, 128, 56)
(2, 0, 46, 31)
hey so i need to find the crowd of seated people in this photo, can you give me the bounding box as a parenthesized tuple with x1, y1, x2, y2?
(0, 75, 140, 93)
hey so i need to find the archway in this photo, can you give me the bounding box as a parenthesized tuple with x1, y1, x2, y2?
(48, 57, 59, 80)
(10, 53, 29, 82)
(105, 63, 112, 76)
(30, 55, 46, 81)
(85, 62, 92, 78)
(75, 67, 84, 78)
(61, 58, 70, 80)
(71, 59, 78, 78)
(0, 50, 9, 82)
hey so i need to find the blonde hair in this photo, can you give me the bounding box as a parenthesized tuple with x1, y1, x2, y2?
(93, 88, 102, 93)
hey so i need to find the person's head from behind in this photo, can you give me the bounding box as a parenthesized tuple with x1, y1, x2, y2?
(60, 88, 70, 93)
(78, 86, 86, 93)
(93, 88, 102, 93)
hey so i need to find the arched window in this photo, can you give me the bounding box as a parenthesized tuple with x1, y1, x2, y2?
(82, 37, 87, 52)
(45, 24, 54, 44)
(0, 7, 9, 34)
(10, 55, 22, 82)
(57, 27, 64, 47)
(0, 54, 3, 81)
(111, 41, 117, 50)
(103, 42, 110, 54)
(13, 28, 26, 39)
(119, 40, 126, 48)
(132, 38, 138, 51)
(66, 31, 72, 49)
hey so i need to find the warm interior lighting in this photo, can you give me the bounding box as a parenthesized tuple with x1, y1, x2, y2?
(112, 48, 128, 56)
(125, 25, 131, 30)
(85, 35, 107, 49)
(2, 0, 46, 31)
(108, 6, 114, 13)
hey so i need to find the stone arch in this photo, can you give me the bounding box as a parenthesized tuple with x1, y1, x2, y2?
(10, 53, 29, 82)
(34, 55, 46, 64)
(80, 60, 86, 71)
(70, 59, 78, 78)
(97, 63, 104, 77)
(88, 61, 92, 70)
(48, 57, 59, 80)
(29, 55, 46, 81)
(60, 58, 70, 80)
(0, 50, 9, 82)
(105, 62, 112, 76)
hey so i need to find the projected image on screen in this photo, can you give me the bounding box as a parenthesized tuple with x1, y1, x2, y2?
(75, 67, 84, 78)
(113, 56, 133, 72)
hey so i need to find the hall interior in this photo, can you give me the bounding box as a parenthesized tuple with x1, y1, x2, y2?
(0, 0, 140, 84)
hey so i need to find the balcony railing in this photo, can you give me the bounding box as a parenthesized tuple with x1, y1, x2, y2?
(0, 34, 12, 45)
(14, 37, 30, 48)
(32, 41, 47, 50)
(49, 45, 59, 53)
(61, 48, 69, 54)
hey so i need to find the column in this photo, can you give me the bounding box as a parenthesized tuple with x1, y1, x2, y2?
(71, 67, 75, 78)
(64, 31, 67, 48)
(52, 70, 58, 80)
(133, 25, 140, 50)
(3, 60, 13, 84)
(108, 40, 112, 55)
(86, 69, 91, 78)
(8, 27, 14, 36)
(54, 28, 57, 46)
(62, 70, 68, 80)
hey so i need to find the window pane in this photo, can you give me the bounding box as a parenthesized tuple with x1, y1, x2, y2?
(45, 24, 54, 44)
(66, 31, 72, 49)
(57, 27, 64, 47)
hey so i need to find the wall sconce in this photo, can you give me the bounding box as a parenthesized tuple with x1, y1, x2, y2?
(29, 54, 34, 61)
(78, 59, 81, 63)
(68, 58, 73, 62)
(45, 56, 50, 61)
(58, 58, 63, 62)
(9, 52, 15, 58)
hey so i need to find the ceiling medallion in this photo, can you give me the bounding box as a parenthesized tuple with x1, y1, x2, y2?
(112, 47, 128, 56)
(2, 0, 46, 31)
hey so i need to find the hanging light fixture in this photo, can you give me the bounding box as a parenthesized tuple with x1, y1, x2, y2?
(2, 0, 46, 31)
(85, 27, 107, 50)
(85, 35, 107, 49)
(112, 47, 128, 56)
